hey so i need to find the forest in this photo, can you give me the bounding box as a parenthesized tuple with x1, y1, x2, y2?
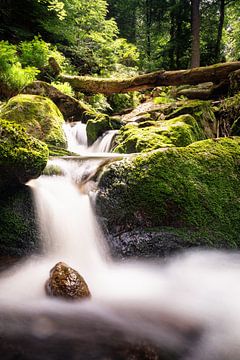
(0, 1, 240, 359)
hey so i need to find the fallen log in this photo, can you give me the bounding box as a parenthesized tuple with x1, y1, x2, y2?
(59, 62, 240, 95)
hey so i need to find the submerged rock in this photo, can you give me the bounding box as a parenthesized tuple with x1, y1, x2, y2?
(0, 94, 67, 148)
(45, 262, 91, 300)
(96, 137, 240, 252)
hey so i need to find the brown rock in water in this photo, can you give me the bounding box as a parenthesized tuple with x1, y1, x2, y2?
(45, 262, 91, 300)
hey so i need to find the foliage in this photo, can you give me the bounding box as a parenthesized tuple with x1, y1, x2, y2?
(19, 36, 65, 69)
(51, 81, 75, 97)
(108, 92, 140, 113)
(0, 41, 39, 94)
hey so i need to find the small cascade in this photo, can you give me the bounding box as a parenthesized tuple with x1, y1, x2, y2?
(62, 122, 88, 154)
(63, 122, 118, 155)
(90, 130, 118, 153)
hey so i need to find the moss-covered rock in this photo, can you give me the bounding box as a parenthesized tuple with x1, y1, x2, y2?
(22, 81, 92, 123)
(113, 114, 205, 153)
(86, 115, 122, 145)
(165, 100, 217, 138)
(218, 93, 240, 136)
(0, 185, 40, 257)
(0, 119, 48, 188)
(0, 94, 67, 148)
(96, 137, 240, 250)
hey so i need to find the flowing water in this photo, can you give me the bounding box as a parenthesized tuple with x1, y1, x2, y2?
(1, 122, 240, 359)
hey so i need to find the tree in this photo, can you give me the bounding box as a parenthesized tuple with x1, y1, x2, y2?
(191, 0, 201, 67)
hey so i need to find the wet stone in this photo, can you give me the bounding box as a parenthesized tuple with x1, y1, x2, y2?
(45, 262, 91, 300)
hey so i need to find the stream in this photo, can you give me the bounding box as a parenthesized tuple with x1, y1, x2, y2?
(0, 122, 240, 359)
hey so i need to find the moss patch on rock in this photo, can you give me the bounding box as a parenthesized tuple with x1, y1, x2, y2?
(0, 118, 48, 188)
(218, 93, 240, 136)
(97, 137, 240, 248)
(0, 94, 67, 148)
(86, 115, 122, 145)
(165, 100, 217, 138)
(113, 114, 205, 153)
(0, 185, 40, 256)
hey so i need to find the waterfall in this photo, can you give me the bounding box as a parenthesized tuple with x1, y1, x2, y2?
(1, 121, 240, 359)
(63, 122, 118, 154)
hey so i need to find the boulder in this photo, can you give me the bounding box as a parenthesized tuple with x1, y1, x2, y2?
(86, 115, 122, 145)
(0, 185, 41, 257)
(96, 137, 240, 254)
(0, 94, 67, 148)
(113, 114, 205, 153)
(0, 118, 48, 188)
(45, 262, 91, 300)
(22, 81, 91, 122)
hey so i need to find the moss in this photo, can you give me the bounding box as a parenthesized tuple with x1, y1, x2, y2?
(165, 100, 217, 138)
(219, 93, 240, 136)
(97, 137, 240, 247)
(42, 163, 63, 176)
(0, 185, 40, 256)
(0, 94, 67, 148)
(86, 115, 122, 145)
(0, 118, 48, 187)
(113, 114, 205, 153)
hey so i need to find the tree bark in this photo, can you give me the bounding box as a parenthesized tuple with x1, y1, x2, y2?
(59, 61, 240, 95)
(191, 0, 201, 68)
(215, 0, 225, 62)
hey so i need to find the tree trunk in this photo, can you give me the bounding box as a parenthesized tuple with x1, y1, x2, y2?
(59, 61, 240, 95)
(191, 0, 200, 68)
(215, 0, 225, 62)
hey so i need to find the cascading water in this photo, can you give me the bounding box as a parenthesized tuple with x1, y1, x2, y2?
(1, 122, 240, 359)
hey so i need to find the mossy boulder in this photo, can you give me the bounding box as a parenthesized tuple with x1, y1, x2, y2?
(218, 93, 240, 136)
(0, 185, 40, 257)
(96, 137, 240, 253)
(86, 115, 122, 145)
(113, 114, 205, 153)
(22, 81, 92, 123)
(165, 100, 217, 138)
(0, 119, 48, 188)
(0, 94, 67, 148)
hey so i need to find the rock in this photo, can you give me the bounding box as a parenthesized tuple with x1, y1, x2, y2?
(0, 184, 41, 257)
(45, 262, 91, 300)
(0, 94, 67, 148)
(218, 93, 240, 136)
(22, 81, 92, 122)
(86, 115, 122, 145)
(165, 100, 217, 138)
(0, 118, 48, 188)
(96, 137, 240, 252)
(113, 114, 205, 153)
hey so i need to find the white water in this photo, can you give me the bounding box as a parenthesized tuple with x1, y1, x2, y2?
(1, 123, 240, 358)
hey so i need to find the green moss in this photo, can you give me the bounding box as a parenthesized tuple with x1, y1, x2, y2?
(97, 137, 240, 246)
(0, 185, 40, 256)
(42, 164, 63, 176)
(0, 118, 48, 187)
(86, 114, 122, 145)
(166, 100, 217, 138)
(0, 94, 67, 148)
(113, 114, 205, 153)
(219, 93, 240, 136)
